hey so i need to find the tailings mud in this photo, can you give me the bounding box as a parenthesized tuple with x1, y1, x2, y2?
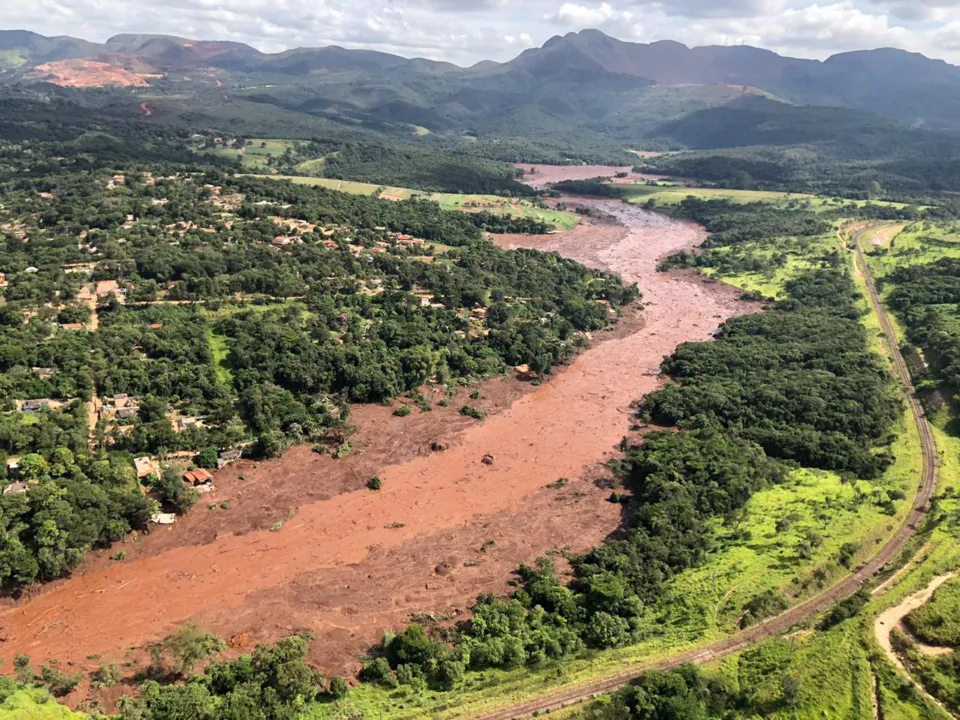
(0, 200, 750, 679)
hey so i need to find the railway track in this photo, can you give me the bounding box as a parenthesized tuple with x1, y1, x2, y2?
(474, 234, 939, 720)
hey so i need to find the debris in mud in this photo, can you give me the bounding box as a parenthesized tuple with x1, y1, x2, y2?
(431, 441, 448, 453)
(481, 454, 495, 466)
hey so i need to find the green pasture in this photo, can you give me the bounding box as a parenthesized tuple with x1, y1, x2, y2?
(266, 175, 581, 231)
(202, 138, 300, 170)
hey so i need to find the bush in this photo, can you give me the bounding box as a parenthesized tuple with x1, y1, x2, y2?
(460, 405, 486, 420)
(367, 477, 382, 491)
(91, 663, 122, 689)
(195, 446, 219, 469)
(393, 405, 412, 417)
(360, 657, 397, 688)
(329, 676, 349, 699)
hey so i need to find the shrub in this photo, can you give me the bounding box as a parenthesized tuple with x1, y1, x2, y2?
(393, 405, 412, 417)
(360, 657, 397, 688)
(367, 477, 382, 491)
(329, 676, 349, 699)
(460, 405, 486, 420)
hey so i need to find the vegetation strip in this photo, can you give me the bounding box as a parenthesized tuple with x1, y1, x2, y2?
(468, 241, 939, 720)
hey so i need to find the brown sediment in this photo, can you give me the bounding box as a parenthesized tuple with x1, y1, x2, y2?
(513, 164, 667, 189)
(0, 199, 750, 683)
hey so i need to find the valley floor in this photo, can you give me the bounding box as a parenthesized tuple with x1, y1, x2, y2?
(0, 203, 748, 687)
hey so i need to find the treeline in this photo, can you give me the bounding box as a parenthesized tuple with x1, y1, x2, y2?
(348, 267, 897, 692)
(641, 270, 899, 478)
(321, 142, 534, 196)
(551, 178, 624, 197)
(883, 257, 960, 406)
(0, 447, 154, 591)
(671, 197, 831, 249)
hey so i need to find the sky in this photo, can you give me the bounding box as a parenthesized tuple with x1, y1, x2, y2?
(4, 0, 960, 66)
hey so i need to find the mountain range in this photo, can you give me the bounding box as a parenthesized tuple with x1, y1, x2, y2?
(5, 25, 960, 189)
(3, 27, 960, 132)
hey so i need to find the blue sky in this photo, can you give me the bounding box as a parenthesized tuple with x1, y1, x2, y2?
(3, 0, 960, 65)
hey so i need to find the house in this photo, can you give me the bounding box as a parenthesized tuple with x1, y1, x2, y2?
(22, 399, 51, 412)
(58, 322, 86, 330)
(3, 482, 28, 495)
(179, 416, 206, 432)
(134, 456, 159, 479)
(31, 367, 55, 380)
(182, 468, 214, 486)
(6, 457, 20, 474)
(115, 406, 140, 420)
(217, 448, 243, 469)
(112, 394, 131, 408)
(151, 512, 177, 525)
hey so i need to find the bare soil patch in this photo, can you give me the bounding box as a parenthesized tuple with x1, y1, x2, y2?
(514, 164, 666, 189)
(29, 59, 157, 88)
(0, 200, 750, 685)
(875, 573, 957, 710)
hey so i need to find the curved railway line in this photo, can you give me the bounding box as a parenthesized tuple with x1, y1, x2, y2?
(474, 230, 940, 720)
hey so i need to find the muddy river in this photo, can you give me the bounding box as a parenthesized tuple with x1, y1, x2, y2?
(0, 200, 751, 678)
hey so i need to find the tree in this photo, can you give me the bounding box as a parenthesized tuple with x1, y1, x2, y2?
(162, 623, 226, 675)
(329, 676, 349, 699)
(195, 446, 219, 469)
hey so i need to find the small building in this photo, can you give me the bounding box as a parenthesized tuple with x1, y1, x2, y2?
(182, 468, 214, 486)
(31, 367, 55, 380)
(3, 482, 29, 495)
(22, 399, 51, 412)
(112, 394, 131, 408)
(115, 406, 140, 420)
(217, 449, 243, 469)
(134, 456, 159, 479)
(58, 322, 86, 331)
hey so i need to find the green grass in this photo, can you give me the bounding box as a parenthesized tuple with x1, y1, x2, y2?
(620, 185, 815, 206)
(863, 220, 960, 278)
(207, 329, 233, 384)
(202, 138, 300, 170)
(905, 577, 960, 646)
(0, 688, 88, 719)
(0, 50, 27, 69)
(264, 175, 581, 231)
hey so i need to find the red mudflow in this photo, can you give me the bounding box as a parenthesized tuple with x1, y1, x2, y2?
(0, 199, 749, 678)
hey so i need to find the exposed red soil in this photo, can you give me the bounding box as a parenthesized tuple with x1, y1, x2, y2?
(139, 102, 154, 118)
(29, 59, 157, 88)
(0, 201, 751, 687)
(514, 164, 667, 189)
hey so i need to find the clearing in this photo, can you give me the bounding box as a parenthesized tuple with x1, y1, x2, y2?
(27, 59, 158, 88)
(265, 175, 581, 231)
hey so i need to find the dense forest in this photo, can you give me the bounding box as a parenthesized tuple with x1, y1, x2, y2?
(881, 257, 960, 410)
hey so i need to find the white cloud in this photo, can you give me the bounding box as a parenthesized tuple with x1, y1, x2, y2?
(545, 2, 633, 26)
(4, 0, 960, 64)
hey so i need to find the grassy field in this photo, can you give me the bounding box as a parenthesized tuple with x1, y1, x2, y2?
(206, 329, 233, 384)
(617, 184, 913, 212)
(862, 220, 960, 278)
(266, 175, 581, 231)
(619, 185, 815, 206)
(202, 138, 300, 170)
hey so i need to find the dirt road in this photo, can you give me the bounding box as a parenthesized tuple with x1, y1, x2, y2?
(875, 574, 956, 713)
(471, 227, 941, 720)
(0, 203, 749, 677)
